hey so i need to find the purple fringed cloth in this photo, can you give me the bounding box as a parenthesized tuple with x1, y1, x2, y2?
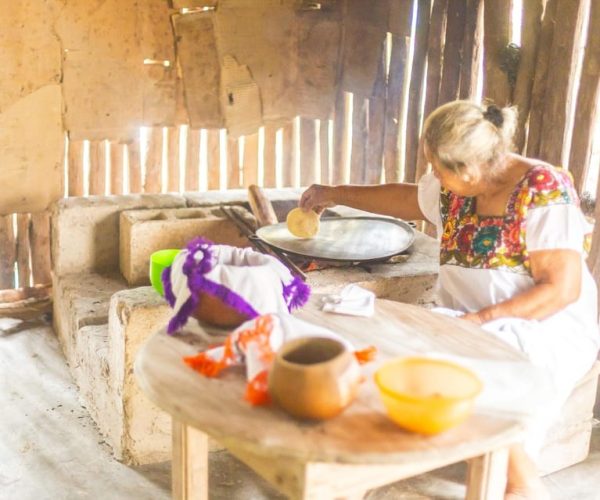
(162, 238, 311, 334)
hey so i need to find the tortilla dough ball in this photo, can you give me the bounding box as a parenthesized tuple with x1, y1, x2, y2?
(286, 208, 320, 238)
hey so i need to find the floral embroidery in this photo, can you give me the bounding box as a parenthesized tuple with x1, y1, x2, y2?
(439, 165, 579, 274)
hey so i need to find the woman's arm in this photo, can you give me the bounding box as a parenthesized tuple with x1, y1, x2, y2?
(299, 183, 426, 221)
(463, 249, 582, 324)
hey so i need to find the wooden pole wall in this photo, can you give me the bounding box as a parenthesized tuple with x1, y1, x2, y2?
(483, 1, 512, 106)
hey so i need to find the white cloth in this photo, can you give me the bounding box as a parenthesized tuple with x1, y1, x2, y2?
(321, 284, 375, 317)
(419, 171, 600, 457)
(170, 244, 300, 321)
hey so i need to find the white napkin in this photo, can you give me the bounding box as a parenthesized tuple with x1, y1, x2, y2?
(321, 284, 375, 317)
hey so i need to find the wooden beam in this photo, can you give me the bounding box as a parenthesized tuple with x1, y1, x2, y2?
(29, 212, 51, 285)
(242, 133, 258, 187)
(332, 91, 349, 185)
(384, 36, 408, 183)
(0, 284, 51, 304)
(128, 140, 142, 194)
(16, 214, 31, 289)
(0, 215, 16, 289)
(110, 141, 125, 195)
(459, 0, 483, 100)
(206, 129, 221, 191)
(300, 119, 318, 187)
(405, 0, 432, 181)
(171, 419, 208, 500)
(167, 127, 181, 193)
(89, 140, 107, 196)
(365, 54, 387, 185)
(438, 0, 467, 105)
(350, 98, 368, 184)
(186, 129, 200, 191)
(144, 127, 163, 193)
(538, 0, 583, 166)
(513, 0, 544, 153)
(526, 0, 558, 158)
(281, 122, 295, 188)
(227, 137, 241, 189)
(483, 1, 512, 105)
(68, 139, 84, 197)
(569, 0, 600, 192)
(263, 125, 277, 188)
(319, 119, 331, 185)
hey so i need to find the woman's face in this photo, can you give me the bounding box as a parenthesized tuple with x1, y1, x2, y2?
(424, 145, 483, 197)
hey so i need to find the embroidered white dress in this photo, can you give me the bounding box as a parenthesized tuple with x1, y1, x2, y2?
(417, 164, 600, 456)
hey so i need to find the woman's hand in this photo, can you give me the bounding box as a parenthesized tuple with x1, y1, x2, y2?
(299, 184, 337, 214)
(461, 312, 484, 324)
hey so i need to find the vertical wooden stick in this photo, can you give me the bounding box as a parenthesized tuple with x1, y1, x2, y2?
(144, 127, 163, 193)
(466, 448, 509, 500)
(16, 214, 31, 288)
(350, 98, 368, 185)
(513, 0, 544, 153)
(483, 2, 512, 105)
(206, 129, 221, 191)
(167, 127, 181, 193)
(281, 122, 295, 188)
(459, 0, 483, 100)
(0, 215, 16, 290)
(422, 0, 448, 119)
(319, 119, 331, 185)
(242, 133, 259, 187)
(110, 142, 125, 195)
(405, 0, 432, 179)
(438, 0, 467, 105)
(332, 91, 349, 185)
(127, 141, 142, 194)
(300, 118, 318, 187)
(569, 0, 600, 192)
(68, 139, 84, 197)
(89, 140, 107, 196)
(171, 419, 208, 500)
(227, 136, 241, 189)
(29, 212, 52, 285)
(263, 125, 277, 188)
(186, 129, 200, 191)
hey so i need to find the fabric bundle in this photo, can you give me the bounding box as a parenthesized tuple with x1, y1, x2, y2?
(161, 237, 311, 335)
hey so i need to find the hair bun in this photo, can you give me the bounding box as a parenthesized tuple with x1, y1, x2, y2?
(483, 105, 504, 127)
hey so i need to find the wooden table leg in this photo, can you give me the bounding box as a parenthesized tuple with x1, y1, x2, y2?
(466, 447, 509, 500)
(172, 418, 209, 500)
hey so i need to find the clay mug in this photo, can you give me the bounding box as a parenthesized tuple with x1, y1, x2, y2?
(268, 337, 362, 420)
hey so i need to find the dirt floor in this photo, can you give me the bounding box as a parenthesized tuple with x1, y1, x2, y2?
(1, 316, 599, 500)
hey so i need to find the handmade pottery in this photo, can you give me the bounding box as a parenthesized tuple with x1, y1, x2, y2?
(269, 337, 362, 420)
(192, 292, 250, 329)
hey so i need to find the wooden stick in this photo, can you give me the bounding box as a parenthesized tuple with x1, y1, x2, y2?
(0, 215, 16, 289)
(405, 0, 432, 180)
(247, 185, 278, 227)
(128, 140, 142, 194)
(384, 36, 408, 183)
(89, 140, 107, 196)
(438, 0, 466, 105)
(319, 119, 331, 185)
(110, 141, 125, 195)
(68, 139, 84, 197)
(242, 133, 259, 188)
(483, 1, 512, 105)
(513, 0, 544, 153)
(300, 118, 318, 187)
(206, 129, 221, 191)
(569, 0, 600, 192)
(281, 122, 295, 188)
(459, 0, 482, 100)
(262, 125, 277, 188)
(171, 419, 208, 500)
(144, 127, 163, 193)
(538, 0, 583, 166)
(350, 98, 368, 184)
(526, 0, 558, 158)
(366, 53, 386, 185)
(186, 128, 200, 191)
(29, 212, 51, 285)
(0, 284, 51, 303)
(227, 136, 241, 189)
(16, 214, 31, 288)
(332, 91, 349, 185)
(167, 127, 181, 193)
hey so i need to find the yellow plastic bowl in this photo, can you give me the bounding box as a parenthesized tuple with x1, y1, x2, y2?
(374, 357, 483, 435)
(149, 249, 181, 297)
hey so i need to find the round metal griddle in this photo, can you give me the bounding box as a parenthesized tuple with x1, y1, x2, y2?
(255, 217, 415, 263)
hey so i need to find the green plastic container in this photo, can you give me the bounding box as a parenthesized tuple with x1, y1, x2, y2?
(149, 249, 181, 297)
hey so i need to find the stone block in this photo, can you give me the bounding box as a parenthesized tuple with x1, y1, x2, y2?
(119, 206, 255, 286)
(52, 193, 187, 277)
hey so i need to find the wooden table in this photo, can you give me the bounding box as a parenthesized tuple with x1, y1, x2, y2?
(135, 296, 528, 500)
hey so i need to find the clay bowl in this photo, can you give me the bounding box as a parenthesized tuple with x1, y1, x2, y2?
(269, 337, 362, 420)
(191, 292, 251, 329)
(375, 357, 483, 435)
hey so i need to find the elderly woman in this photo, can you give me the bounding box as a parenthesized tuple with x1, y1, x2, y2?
(299, 100, 600, 499)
